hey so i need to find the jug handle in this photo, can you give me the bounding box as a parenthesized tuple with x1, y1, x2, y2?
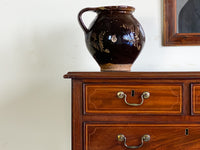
(78, 7, 97, 33)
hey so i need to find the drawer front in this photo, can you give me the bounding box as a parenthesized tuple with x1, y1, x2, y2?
(84, 83, 183, 115)
(85, 123, 200, 150)
(192, 84, 200, 115)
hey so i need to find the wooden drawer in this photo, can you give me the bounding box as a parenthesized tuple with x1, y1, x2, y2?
(84, 83, 183, 115)
(192, 84, 200, 115)
(85, 123, 200, 150)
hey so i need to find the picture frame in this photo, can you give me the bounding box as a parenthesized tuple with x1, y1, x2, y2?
(163, 0, 200, 46)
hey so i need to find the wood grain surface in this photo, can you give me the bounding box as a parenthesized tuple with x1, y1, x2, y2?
(64, 72, 200, 150)
(85, 84, 182, 114)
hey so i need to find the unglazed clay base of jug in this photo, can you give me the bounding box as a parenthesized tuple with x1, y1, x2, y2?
(78, 6, 145, 72)
(100, 64, 132, 72)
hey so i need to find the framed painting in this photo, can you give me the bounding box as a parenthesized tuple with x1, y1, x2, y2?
(163, 0, 200, 46)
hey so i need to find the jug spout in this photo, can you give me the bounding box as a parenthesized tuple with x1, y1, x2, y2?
(97, 6, 135, 12)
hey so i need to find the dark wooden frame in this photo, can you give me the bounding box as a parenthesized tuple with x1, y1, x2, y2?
(163, 0, 200, 46)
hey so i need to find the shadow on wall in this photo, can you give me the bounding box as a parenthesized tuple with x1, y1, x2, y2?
(14, 24, 82, 74)
(0, 25, 77, 150)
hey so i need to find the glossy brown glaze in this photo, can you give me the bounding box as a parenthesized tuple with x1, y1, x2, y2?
(64, 72, 200, 150)
(78, 6, 145, 71)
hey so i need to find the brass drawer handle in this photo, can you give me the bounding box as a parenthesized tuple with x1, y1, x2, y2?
(117, 134, 150, 149)
(117, 91, 150, 106)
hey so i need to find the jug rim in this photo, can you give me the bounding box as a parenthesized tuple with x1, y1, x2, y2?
(97, 6, 135, 12)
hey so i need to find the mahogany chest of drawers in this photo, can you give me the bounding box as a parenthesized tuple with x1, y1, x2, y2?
(64, 72, 200, 150)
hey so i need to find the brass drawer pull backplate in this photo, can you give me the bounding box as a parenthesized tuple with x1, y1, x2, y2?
(117, 91, 150, 106)
(117, 134, 150, 149)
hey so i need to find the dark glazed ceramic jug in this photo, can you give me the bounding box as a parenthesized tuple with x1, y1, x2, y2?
(78, 6, 145, 71)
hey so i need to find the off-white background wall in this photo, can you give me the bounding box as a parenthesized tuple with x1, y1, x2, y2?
(0, 0, 200, 150)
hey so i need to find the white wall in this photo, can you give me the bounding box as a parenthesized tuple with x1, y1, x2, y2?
(0, 0, 200, 150)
